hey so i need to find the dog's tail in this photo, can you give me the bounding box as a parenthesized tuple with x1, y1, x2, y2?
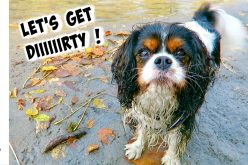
(193, 3, 246, 51)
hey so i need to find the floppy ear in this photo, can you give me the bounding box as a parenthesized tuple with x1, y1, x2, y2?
(111, 30, 140, 108)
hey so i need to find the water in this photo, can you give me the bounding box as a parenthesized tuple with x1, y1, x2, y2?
(10, 0, 230, 24)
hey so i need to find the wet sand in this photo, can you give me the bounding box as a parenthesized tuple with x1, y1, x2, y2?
(9, 1, 248, 165)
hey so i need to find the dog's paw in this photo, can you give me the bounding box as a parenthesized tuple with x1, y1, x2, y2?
(161, 155, 181, 165)
(124, 142, 143, 160)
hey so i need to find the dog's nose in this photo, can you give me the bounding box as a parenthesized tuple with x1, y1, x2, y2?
(154, 56, 172, 70)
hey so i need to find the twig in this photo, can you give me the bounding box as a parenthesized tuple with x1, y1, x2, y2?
(9, 142, 21, 165)
(53, 100, 91, 125)
(53, 91, 105, 125)
(42, 130, 86, 153)
(31, 70, 53, 87)
(73, 100, 91, 131)
(22, 63, 42, 89)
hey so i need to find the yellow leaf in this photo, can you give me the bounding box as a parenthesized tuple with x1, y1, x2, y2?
(33, 114, 50, 121)
(92, 99, 106, 109)
(10, 88, 18, 98)
(29, 89, 45, 94)
(87, 144, 99, 153)
(41, 66, 57, 72)
(86, 119, 94, 128)
(26, 108, 39, 116)
(85, 47, 93, 53)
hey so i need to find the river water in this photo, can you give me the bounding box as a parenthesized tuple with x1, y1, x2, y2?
(10, 0, 230, 24)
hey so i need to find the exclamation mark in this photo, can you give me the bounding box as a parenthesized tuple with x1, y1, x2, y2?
(94, 28, 103, 45)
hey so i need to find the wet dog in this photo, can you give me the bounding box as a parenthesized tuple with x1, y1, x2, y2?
(111, 3, 245, 164)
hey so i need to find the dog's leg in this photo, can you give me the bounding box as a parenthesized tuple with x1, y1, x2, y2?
(125, 127, 144, 160)
(161, 129, 182, 165)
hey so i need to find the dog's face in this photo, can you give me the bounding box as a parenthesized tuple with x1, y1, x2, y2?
(112, 23, 210, 107)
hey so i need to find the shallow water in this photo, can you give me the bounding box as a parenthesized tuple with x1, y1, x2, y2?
(10, 0, 230, 23)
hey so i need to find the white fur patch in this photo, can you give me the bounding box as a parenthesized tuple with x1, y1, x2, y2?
(183, 21, 217, 54)
(211, 7, 246, 52)
(125, 128, 144, 160)
(162, 130, 182, 165)
(124, 84, 178, 148)
(141, 52, 185, 86)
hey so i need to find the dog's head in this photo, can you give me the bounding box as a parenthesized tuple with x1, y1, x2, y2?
(112, 23, 211, 108)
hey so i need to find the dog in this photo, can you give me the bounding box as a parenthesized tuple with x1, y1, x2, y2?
(111, 3, 246, 164)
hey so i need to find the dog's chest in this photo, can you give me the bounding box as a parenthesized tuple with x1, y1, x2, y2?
(129, 85, 178, 129)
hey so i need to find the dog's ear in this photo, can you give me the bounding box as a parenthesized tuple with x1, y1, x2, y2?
(111, 30, 140, 108)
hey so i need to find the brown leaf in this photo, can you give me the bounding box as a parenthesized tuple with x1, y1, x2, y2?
(35, 95, 54, 111)
(53, 69, 71, 78)
(126, 139, 166, 165)
(87, 144, 99, 153)
(55, 90, 67, 97)
(115, 31, 130, 37)
(71, 56, 82, 63)
(86, 119, 94, 128)
(97, 128, 115, 144)
(92, 48, 104, 57)
(104, 31, 112, 36)
(35, 117, 55, 134)
(10, 88, 18, 98)
(17, 98, 25, 110)
(71, 96, 79, 105)
(62, 63, 81, 76)
(66, 137, 77, 145)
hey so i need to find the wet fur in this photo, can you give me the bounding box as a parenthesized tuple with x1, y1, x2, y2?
(111, 3, 245, 164)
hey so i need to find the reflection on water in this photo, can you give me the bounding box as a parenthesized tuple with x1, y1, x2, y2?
(10, 0, 228, 23)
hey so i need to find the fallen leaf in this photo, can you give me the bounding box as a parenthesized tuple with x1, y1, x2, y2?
(87, 144, 99, 153)
(67, 122, 77, 133)
(53, 69, 71, 78)
(105, 31, 112, 36)
(29, 89, 45, 94)
(41, 66, 58, 72)
(115, 31, 130, 37)
(85, 47, 93, 54)
(10, 88, 18, 98)
(62, 63, 81, 76)
(86, 119, 94, 128)
(67, 137, 77, 145)
(71, 96, 79, 105)
(55, 90, 67, 97)
(92, 47, 105, 57)
(33, 114, 50, 121)
(126, 139, 166, 165)
(93, 99, 107, 109)
(17, 99, 25, 110)
(35, 116, 55, 134)
(26, 108, 39, 116)
(34, 95, 53, 111)
(71, 56, 82, 63)
(36, 121, 50, 134)
(97, 128, 115, 144)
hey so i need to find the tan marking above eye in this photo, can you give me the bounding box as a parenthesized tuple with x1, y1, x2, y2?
(166, 37, 184, 53)
(143, 38, 159, 52)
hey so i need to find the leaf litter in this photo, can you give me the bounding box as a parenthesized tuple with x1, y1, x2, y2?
(13, 31, 127, 157)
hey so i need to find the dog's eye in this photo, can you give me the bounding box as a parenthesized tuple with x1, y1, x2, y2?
(140, 49, 150, 57)
(175, 49, 185, 56)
